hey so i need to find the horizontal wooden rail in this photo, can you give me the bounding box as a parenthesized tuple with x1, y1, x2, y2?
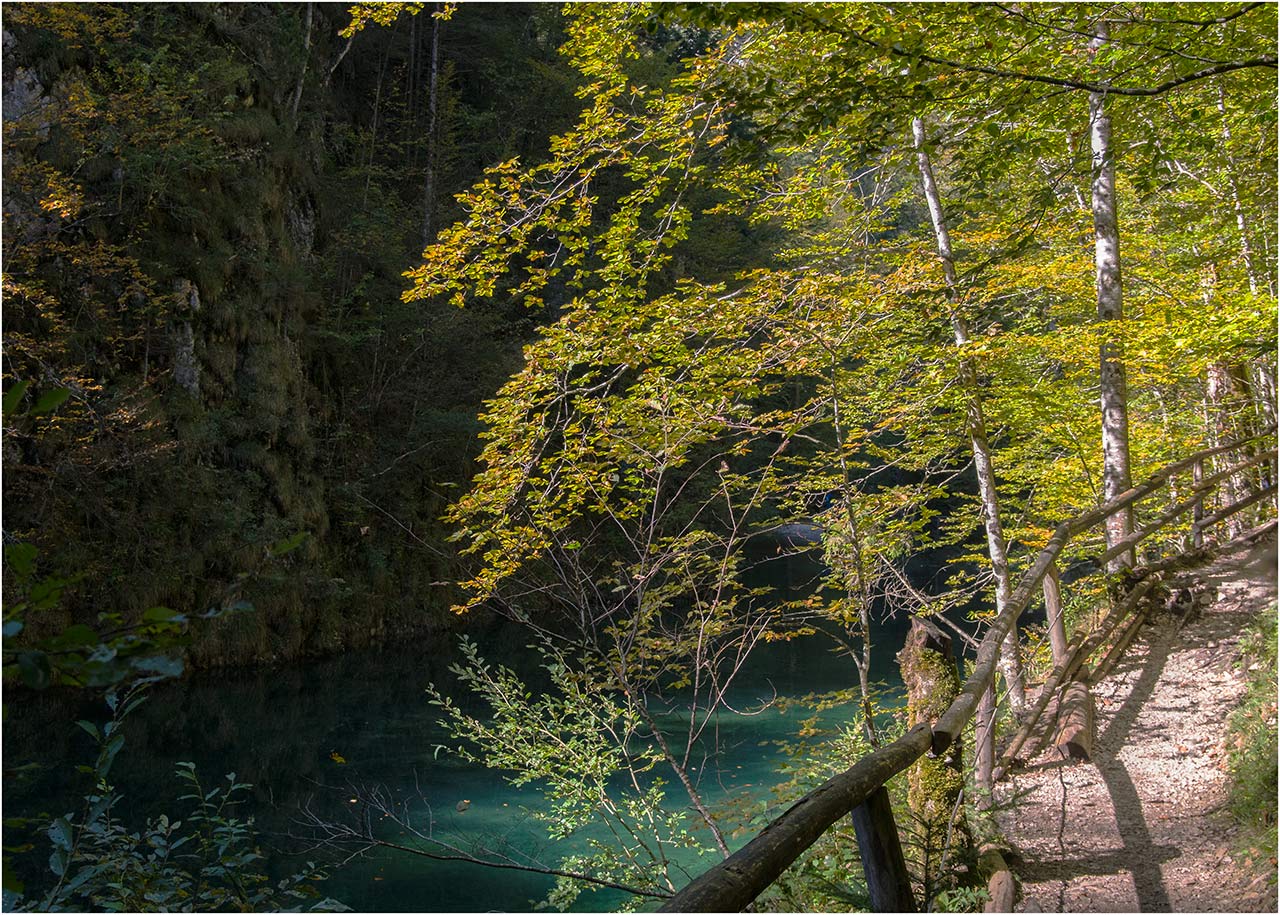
(658, 724, 933, 912)
(1099, 450, 1273, 566)
(1089, 597, 1154, 685)
(931, 523, 1071, 755)
(1193, 484, 1275, 535)
(995, 575, 1159, 779)
(660, 429, 1274, 912)
(1063, 426, 1275, 539)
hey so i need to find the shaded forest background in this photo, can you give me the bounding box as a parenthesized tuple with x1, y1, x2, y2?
(3, 3, 728, 666)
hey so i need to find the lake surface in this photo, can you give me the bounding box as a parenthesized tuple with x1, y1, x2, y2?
(3, 548, 948, 912)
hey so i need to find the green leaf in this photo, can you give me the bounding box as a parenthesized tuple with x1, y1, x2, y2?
(60, 866, 99, 897)
(17, 652, 52, 689)
(98, 733, 125, 778)
(5, 544, 37, 582)
(3, 380, 30, 416)
(269, 531, 310, 556)
(2, 866, 25, 897)
(49, 817, 73, 853)
(29, 576, 69, 611)
(75, 720, 100, 741)
(50, 625, 97, 650)
(30, 387, 71, 416)
(142, 606, 185, 624)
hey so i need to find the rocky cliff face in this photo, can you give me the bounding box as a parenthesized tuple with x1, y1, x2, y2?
(2, 4, 581, 667)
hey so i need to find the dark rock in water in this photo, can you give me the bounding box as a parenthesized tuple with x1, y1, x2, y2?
(757, 522, 823, 547)
(455, 799, 472, 813)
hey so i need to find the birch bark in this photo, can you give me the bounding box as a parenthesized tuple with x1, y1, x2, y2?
(911, 117, 1025, 730)
(288, 2, 314, 125)
(1088, 24, 1134, 572)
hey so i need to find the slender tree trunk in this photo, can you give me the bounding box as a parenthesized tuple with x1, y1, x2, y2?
(1089, 24, 1134, 572)
(362, 43, 392, 210)
(912, 117, 1026, 714)
(1064, 131, 1088, 210)
(1208, 361, 1260, 534)
(408, 15, 418, 130)
(289, 2, 314, 125)
(421, 5, 442, 249)
(974, 684, 996, 811)
(1215, 83, 1278, 437)
(831, 371, 880, 746)
(1216, 84, 1264, 297)
(634, 701, 731, 859)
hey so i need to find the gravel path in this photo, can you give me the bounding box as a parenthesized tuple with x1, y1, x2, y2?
(996, 531, 1278, 913)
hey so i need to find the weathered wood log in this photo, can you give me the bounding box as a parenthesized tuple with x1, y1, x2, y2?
(934, 429, 1272, 759)
(659, 724, 933, 913)
(932, 522, 1073, 756)
(1053, 679, 1095, 760)
(850, 786, 916, 913)
(1099, 450, 1271, 567)
(1193, 484, 1274, 539)
(995, 575, 1157, 777)
(978, 844, 1016, 913)
(974, 684, 996, 810)
(1089, 598, 1153, 685)
(1043, 562, 1069, 668)
(663, 435, 1269, 912)
(1192, 459, 1205, 548)
(1064, 426, 1274, 539)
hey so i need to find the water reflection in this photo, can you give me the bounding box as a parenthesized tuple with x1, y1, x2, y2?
(4, 551, 930, 911)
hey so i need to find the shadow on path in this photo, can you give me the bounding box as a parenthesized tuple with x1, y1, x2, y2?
(1018, 618, 1181, 911)
(1091, 621, 1178, 911)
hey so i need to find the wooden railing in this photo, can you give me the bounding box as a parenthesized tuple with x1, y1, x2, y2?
(661, 430, 1275, 913)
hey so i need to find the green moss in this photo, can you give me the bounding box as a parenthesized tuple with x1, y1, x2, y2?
(898, 625, 968, 902)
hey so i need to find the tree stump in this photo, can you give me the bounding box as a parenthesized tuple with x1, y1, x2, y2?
(978, 843, 1016, 913)
(897, 617, 965, 896)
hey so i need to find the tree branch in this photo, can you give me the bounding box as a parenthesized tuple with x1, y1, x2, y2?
(903, 47, 1276, 97)
(294, 788, 672, 900)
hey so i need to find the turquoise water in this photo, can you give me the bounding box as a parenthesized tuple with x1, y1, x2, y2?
(3, 550, 928, 912)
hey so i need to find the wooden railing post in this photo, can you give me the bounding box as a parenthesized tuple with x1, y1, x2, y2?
(660, 432, 1274, 912)
(1043, 561, 1069, 668)
(1192, 458, 1205, 548)
(851, 786, 916, 913)
(974, 684, 996, 810)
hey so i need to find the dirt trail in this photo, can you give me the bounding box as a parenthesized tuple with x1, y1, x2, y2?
(995, 531, 1278, 913)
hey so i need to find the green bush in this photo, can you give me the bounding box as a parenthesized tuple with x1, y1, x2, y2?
(5, 687, 349, 912)
(1227, 607, 1278, 863)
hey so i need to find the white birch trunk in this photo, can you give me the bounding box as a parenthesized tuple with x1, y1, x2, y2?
(1215, 84, 1277, 432)
(288, 2, 314, 124)
(1216, 84, 1264, 297)
(912, 117, 1025, 716)
(1088, 24, 1134, 572)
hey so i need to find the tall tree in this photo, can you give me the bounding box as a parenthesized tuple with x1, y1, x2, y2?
(911, 116, 1024, 736)
(1088, 21, 1135, 570)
